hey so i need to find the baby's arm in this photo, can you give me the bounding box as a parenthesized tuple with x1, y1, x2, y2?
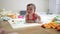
(25, 14, 32, 23)
(36, 14, 42, 23)
(25, 14, 28, 23)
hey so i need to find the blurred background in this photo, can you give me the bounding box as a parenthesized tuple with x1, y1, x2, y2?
(0, 0, 60, 33)
(0, 0, 60, 15)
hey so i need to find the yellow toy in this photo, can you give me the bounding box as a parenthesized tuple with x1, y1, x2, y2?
(7, 14, 16, 19)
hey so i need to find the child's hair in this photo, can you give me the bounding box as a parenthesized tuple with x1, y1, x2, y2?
(27, 3, 36, 11)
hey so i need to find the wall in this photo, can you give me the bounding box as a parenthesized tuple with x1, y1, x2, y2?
(56, 0, 60, 14)
(49, 0, 56, 14)
(0, 0, 48, 14)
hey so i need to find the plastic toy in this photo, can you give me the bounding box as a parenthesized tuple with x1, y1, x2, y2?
(41, 22, 58, 29)
(57, 26, 60, 31)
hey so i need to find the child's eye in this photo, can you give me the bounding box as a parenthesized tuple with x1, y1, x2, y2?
(30, 9, 32, 10)
(28, 8, 32, 11)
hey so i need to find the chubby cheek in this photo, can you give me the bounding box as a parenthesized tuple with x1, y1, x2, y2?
(26, 9, 34, 14)
(27, 10, 32, 14)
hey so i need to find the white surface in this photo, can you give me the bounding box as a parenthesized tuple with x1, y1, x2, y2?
(0, 0, 48, 14)
(8, 22, 41, 29)
(40, 14, 57, 23)
(56, 0, 60, 4)
(8, 19, 42, 29)
(56, 0, 60, 14)
(49, 0, 56, 14)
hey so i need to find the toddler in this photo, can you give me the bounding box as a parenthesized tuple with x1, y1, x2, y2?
(26, 3, 41, 23)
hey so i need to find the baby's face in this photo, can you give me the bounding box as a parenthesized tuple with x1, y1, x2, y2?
(27, 6, 35, 14)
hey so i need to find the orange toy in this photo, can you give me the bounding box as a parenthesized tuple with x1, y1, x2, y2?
(45, 24, 51, 28)
(7, 14, 16, 19)
(56, 25, 60, 31)
(49, 22, 58, 29)
(41, 24, 51, 28)
(57, 26, 60, 31)
(41, 22, 58, 29)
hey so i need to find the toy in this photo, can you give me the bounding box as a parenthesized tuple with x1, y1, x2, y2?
(7, 14, 16, 19)
(44, 24, 51, 28)
(54, 16, 60, 24)
(57, 26, 60, 31)
(41, 22, 58, 29)
(1, 16, 12, 21)
(50, 22, 58, 28)
(56, 24, 60, 31)
(41, 24, 51, 28)
(18, 15, 24, 18)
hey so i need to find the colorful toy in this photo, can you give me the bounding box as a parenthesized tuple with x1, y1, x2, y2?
(41, 22, 58, 29)
(54, 16, 60, 24)
(41, 16, 60, 31)
(44, 24, 51, 28)
(56, 24, 60, 31)
(7, 14, 16, 19)
(57, 26, 60, 31)
(18, 15, 24, 18)
(57, 27, 60, 31)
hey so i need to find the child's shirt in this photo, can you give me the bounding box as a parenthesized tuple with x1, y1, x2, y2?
(26, 13, 39, 23)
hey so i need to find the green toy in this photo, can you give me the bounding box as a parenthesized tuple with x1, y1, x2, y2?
(54, 16, 60, 24)
(54, 21, 58, 24)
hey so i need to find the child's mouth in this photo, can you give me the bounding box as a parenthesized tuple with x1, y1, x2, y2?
(28, 12, 31, 13)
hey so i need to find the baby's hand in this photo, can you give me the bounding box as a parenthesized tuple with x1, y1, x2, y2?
(38, 21, 42, 24)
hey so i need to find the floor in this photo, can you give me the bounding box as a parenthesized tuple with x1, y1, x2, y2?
(0, 21, 60, 34)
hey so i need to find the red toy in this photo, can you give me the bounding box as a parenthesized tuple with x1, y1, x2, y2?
(57, 26, 60, 31)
